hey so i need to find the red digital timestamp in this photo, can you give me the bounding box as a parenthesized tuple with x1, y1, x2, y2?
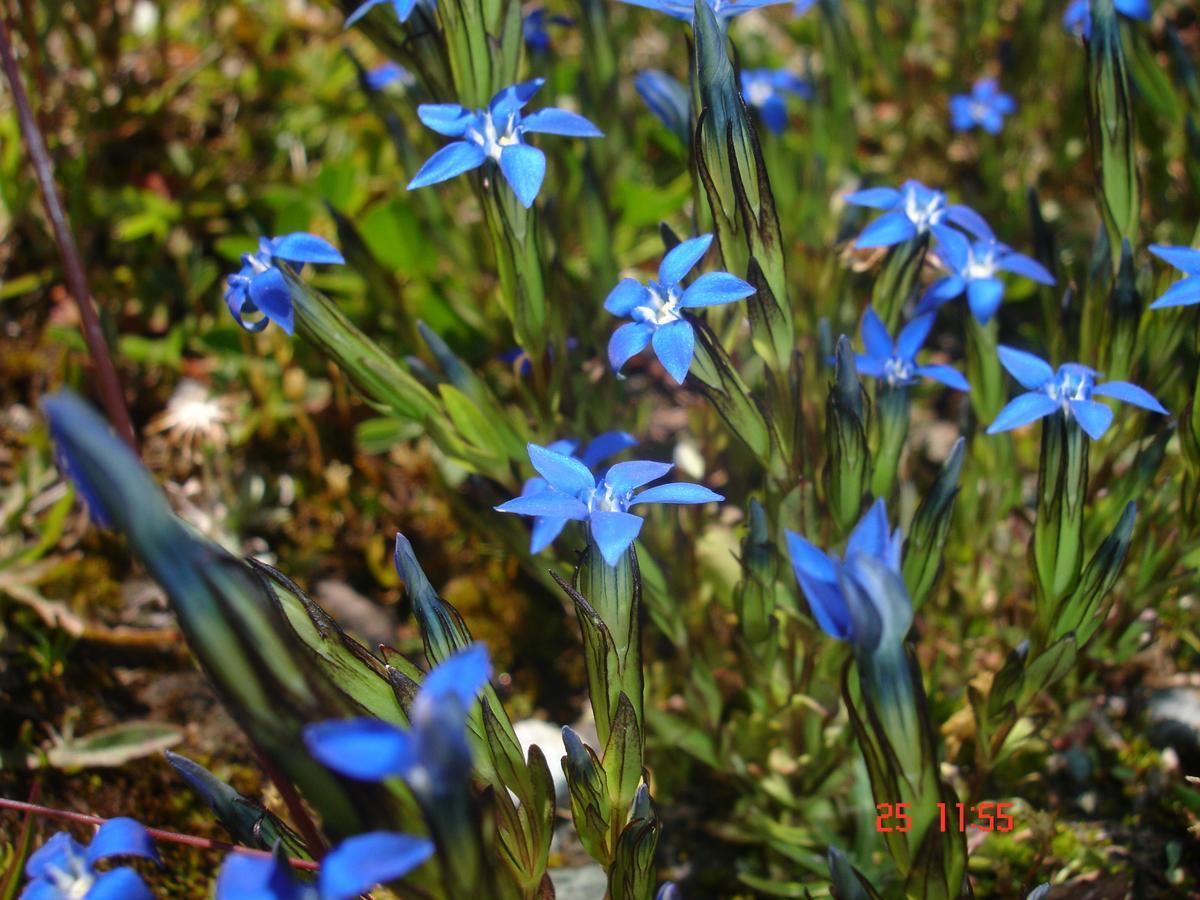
(875, 801, 1015, 833)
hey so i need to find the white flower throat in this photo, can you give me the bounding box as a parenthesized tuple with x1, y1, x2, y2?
(964, 243, 997, 280)
(467, 111, 522, 161)
(744, 78, 772, 107)
(587, 481, 629, 513)
(632, 280, 683, 326)
(1046, 367, 1093, 410)
(883, 356, 915, 387)
(903, 185, 944, 233)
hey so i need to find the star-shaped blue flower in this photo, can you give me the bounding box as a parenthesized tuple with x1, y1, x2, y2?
(345, 0, 429, 27)
(605, 233, 755, 384)
(216, 836, 434, 900)
(619, 0, 791, 23)
(785, 499, 908, 646)
(523, 7, 572, 53)
(855, 308, 968, 391)
(304, 642, 492, 796)
(519, 432, 637, 553)
(1148, 245, 1200, 308)
(23, 819, 159, 900)
(987, 346, 1167, 440)
(496, 443, 723, 565)
(949, 78, 1016, 134)
(407, 79, 602, 209)
(740, 69, 812, 134)
(224, 233, 345, 335)
(844, 179, 993, 250)
(919, 228, 1055, 324)
(1062, 0, 1150, 39)
(635, 70, 691, 146)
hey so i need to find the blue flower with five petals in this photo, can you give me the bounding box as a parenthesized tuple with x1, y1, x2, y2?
(1148, 245, 1200, 308)
(22, 819, 159, 900)
(605, 233, 755, 384)
(619, 0, 791, 23)
(919, 228, 1055, 324)
(1062, 0, 1150, 39)
(856, 308, 968, 391)
(519, 432, 637, 553)
(407, 79, 602, 209)
(216, 836, 434, 900)
(740, 69, 812, 134)
(224, 233, 345, 335)
(304, 643, 492, 797)
(844, 179, 993, 250)
(987, 346, 1167, 440)
(785, 499, 906, 645)
(949, 78, 1016, 134)
(495, 443, 723, 565)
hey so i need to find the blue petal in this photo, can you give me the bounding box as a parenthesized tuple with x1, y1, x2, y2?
(603, 460, 673, 495)
(589, 510, 644, 566)
(303, 719, 416, 780)
(26, 832, 84, 880)
(1068, 399, 1114, 440)
(944, 204, 993, 239)
(855, 212, 916, 249)
(948, 96, 973, 131)
(679, 272, 755, 308)
(417, 104, 474, 137)
(844, 187, 900, 210)
(215, 851, 301, 900)
(579, 431, 637, 468)
(495, 491, 591, 519)
(499, 144, 546, 208)
(784, 531, 851, 640)
(530, 516, 568, 553)
(629, 483, 723, 505)
(1091, 380, 1167, 414)
(652, 320, 695, 384)
(915, 364, 969, 391)
(86, 818, 159, 866)
(608, 322, 654, 373)
(634, 70, 690, 142)
(604, 278, 651, 317)
(88, 867, 154, 900)
(248, 267, 294, 335)
(659, 234, 714, 284)
(933, 226, 969, 272)
(966, 277, 1005, 324)
(407, 142, 486, 190)
(490, 79, 545, 121)
(997, 345, 1054, 389)
(344, 0, 390, 27)
(760, 94, 788, 133)
(895, 313, 933, 360)
(1149, 244, 1200, 275)
(1118, 0, 1151, 19)
(1150, 276, 1200, 309)
(521, 107, 603, 137)
(319, 833, 435, 900)
(270, 233, 344, 266)
(845, 498, 889, 563)
(527, 442, 595, 495)
(421, 643, 491, 708)
(859, 307, 893, 360)
(997, 250, 1054, 285)
(855, 354, 885, 377)
(917, 276, 966, 314)
(987, 392, 1059, 434)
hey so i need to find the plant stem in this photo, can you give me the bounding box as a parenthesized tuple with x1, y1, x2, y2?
(0, 12, 137, 451)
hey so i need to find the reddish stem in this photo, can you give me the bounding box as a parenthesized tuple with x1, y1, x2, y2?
(0, 11, 138, 451)
(0, 797, 320, 872)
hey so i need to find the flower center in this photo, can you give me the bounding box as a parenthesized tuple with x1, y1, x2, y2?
(632, 281, 683, 326)
(968, 100, 990, 122)
(587, 481, 628, 514)
(883, 356, 914, 387)
(1047, 369, 1093, 407)
(964, 245, 996, 280)
(744, 78, 772, 107)
(47, 861, 94, 899)
(902, 185, 944, 233)
(467, 111, 522, 161)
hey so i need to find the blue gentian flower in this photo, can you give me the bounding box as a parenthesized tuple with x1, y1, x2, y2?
(619, 0, 791, 24)
(1063, 0, 1150, 39)
(216, 836, 434, 900)
(365, 61, 414, 91)
(523, 7, 572, 53)
(785, 499, 905, 643)
(224, 233, 345, 335)
(635, 70, 691, 145)
(844, 180, 993, 250)
(1148, 245, 1200, 308)
(345, 0, 428, 27)
(948, 78, 1016, 134)
(304, 643, 491, 796)
(987, 346, 1167, 439)
(407, 79, 602, 209)
(855, 308, 968, 391)
(605, 233, 755, 384)
(22, 819, 159, 900)
(919, 228, 1055, 324)
(495, 443, 723, 565)
(519, 432, 637, 553)
(740, 69, 812, 134)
